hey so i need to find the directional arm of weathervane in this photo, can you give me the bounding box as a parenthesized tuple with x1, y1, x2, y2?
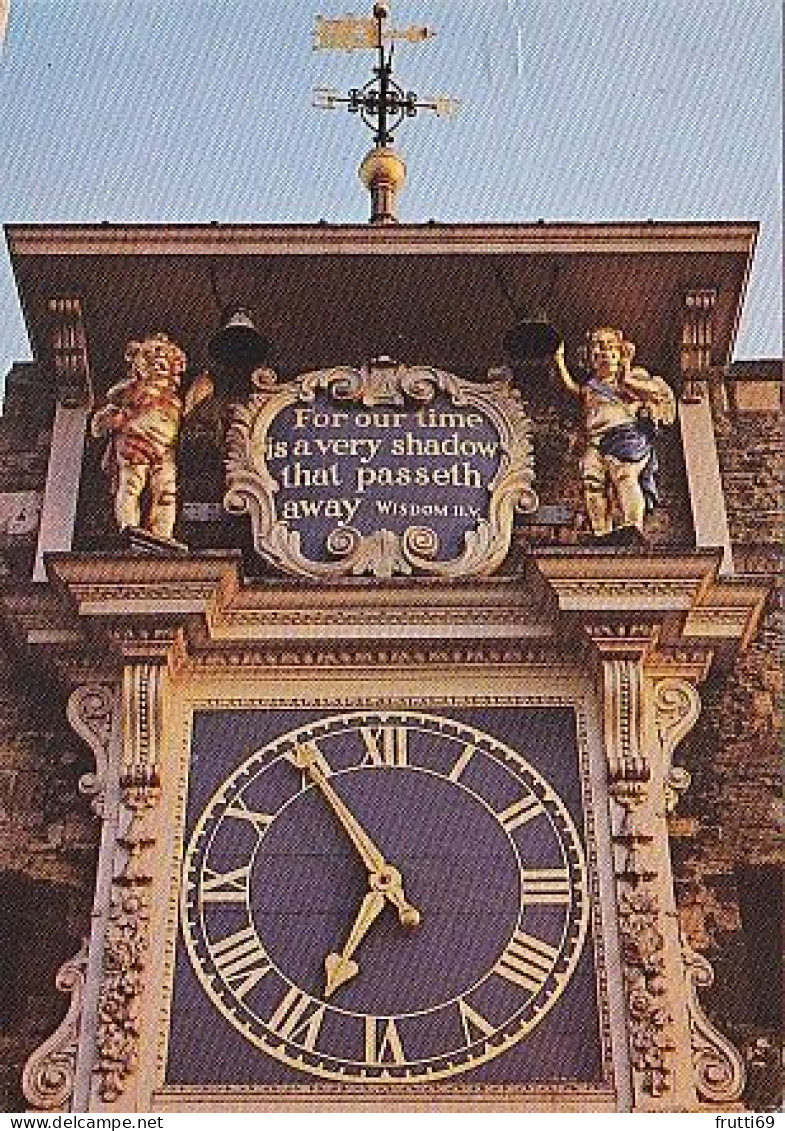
(419, 95, 461, 118)
(313, 87, 351, 110)
(387, 25, 437, 45)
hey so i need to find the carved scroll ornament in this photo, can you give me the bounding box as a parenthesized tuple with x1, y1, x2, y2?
(653, 677, 701, 813)
(67, 684, 115, 817)
(22, 941, 89, 1111)
(18, 685, 119, 1109)
(683, 940, 746, 1104)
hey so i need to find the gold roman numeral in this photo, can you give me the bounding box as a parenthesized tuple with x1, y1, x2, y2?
(457, 998, 495, 1045)
(493, 930, 558, 992)
(497, 793, 545, 832)
(223, 795, 274, 835)
(360, 725, 409, 767)
(200, 864, 251, 904)
(268, 986, 326, 1051)
(448, 743, 477, 782)
(209, 926, 272, 999)
(365, 1016, 406, 1064)
(521, 867, 572, 903)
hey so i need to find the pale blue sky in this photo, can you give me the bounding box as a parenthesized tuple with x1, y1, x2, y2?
(1, 0, 781, 380)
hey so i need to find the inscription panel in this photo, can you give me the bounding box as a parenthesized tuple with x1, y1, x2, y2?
(224, 364, 537, 578)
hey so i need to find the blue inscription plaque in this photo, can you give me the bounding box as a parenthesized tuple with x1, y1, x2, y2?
(224, 362, 538, 578)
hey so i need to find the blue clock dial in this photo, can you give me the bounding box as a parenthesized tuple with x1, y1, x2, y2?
(178, 709, 591, 1083)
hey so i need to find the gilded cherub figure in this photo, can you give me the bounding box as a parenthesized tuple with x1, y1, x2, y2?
(91, 333, 212, 542)
(555, 326, 676, 544)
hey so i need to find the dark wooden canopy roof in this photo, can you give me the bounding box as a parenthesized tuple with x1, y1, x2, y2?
(6, 220, 757, 393)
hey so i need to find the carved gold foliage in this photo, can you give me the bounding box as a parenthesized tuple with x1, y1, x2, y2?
(224, 363, 538, 579)
(94, 664, 162, 1104)
(95, 784, 159, 1102)
(682, 940, 746, 1104)
(617, 888, 674, 1097)
(611, 803, 676, 1099)
(95, 887, 151, 1103)
(21, 941, 89, 1111)
(611, 823, 675, 1097)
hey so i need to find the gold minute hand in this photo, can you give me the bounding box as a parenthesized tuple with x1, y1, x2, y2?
(292, 743, 421, 928)
(293, 743, 385, 871)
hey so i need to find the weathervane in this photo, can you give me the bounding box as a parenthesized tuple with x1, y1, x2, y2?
(313, 2, 459, 224)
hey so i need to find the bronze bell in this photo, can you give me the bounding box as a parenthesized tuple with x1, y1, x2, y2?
(503, 315, 562, 362)
(207, 308, 271, 371)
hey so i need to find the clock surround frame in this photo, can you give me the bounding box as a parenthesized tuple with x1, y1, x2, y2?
(20, 548, 762, 1113)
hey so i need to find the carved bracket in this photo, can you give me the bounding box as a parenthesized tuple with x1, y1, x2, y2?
(680, 289, 717, 402)
(605, 657, 651, 810)
(67, 684, 116, 817)
(47, 297, 93, 407)
(22, 941, 89, 1111)
(682, 939, 746, 1104)
(652, 677, 701, 813)
(595, 642, 678, 1102)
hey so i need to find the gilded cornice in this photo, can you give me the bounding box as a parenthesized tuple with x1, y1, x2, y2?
(0, 549, 768, 684)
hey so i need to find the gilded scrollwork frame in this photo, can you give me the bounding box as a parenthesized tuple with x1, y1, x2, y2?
(224, 363, 538, 579)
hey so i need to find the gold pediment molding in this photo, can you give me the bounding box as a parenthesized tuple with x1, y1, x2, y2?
(0, 549, 767, 683)
(532, 550, 767, 672)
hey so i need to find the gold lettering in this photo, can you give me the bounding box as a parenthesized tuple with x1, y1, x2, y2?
(224, 796, 274, 836)
(365, 1016, 406, 1064)
(448, 743, 477, 782)
(268, 986, 326, 1051)
(200, 864, 251, 904)
(210, 926, 272, 998)
(521, 867, 572, 904)
(494, 930, 558, 992)
(360, 725, 408, 767)
(457, 998, 495, 1045)
(497, 793, 544, 832)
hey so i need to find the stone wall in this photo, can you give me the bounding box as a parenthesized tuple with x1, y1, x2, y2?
(0, 365, 98, 1110)
(0, 642, 98, 1111)
(0, 364, 53, 581)
(673, 367, 783, 1109)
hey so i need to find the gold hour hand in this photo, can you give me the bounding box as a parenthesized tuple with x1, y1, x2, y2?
(324, 888, 386, 998)
(292, 742, 421, 928)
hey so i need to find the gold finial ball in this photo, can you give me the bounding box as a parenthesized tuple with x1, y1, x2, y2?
(358, 147, 407, 191)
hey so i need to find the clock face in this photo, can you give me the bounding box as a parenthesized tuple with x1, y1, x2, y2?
(175, 708, 592, 1085)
